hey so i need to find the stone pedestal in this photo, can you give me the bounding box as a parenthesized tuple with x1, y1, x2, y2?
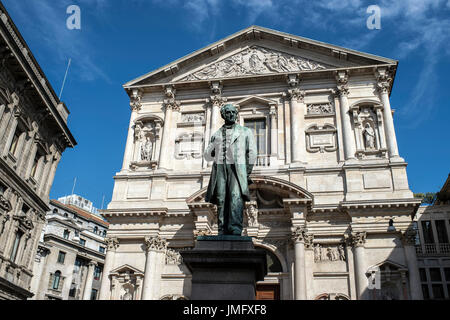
(180, 236, 267, 300)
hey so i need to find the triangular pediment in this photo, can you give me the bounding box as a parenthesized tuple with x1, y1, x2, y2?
(177, 45, 333, 82)
(110, 264, 144, 275)
(125, 26, 397, 88)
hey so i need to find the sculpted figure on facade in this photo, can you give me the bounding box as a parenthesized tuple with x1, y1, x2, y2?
(363, 122, 376, 149)
(182, 46, 327, 81)
(245, 203, 258, 228)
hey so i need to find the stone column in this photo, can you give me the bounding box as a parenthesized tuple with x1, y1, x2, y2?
(292, 226, 309, 300)
(158, 86, 179, 170)
(82, 261, 98, 300)
(287, 75, 307, 164)
(142, 236, 167, 300)
(203, 102, 212, 169)
(209, 82, 226, 136)
(99, 237, 119, 300)
(376, 68, 399, 158)
(351, 231, 367, 300)
(270, 105, 277, 157)
(122, 89, 142, 171)
(401, 228, 423, 300)
(336, 71, 356, 160)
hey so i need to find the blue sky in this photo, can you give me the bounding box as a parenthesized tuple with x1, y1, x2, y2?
(2, 0, 450, 208)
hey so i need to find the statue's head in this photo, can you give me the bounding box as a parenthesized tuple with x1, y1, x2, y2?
(220, 104, 238, 125)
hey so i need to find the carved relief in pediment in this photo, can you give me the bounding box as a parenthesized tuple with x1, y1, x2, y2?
(180, 46, 329, 81)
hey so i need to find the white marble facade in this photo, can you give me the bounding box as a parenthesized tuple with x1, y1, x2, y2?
(101, 26, 422, 300)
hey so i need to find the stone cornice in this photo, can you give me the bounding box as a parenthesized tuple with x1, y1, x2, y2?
(0, 5, 76, 148)
(102, 208, 168, 218)
(341, 199, 421, 211)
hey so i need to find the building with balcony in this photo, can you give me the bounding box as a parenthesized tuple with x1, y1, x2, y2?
(101, 26, 421, 300)
(29, 198, 108, 300)
(415, 174, 450, 299)
(0, 2, 76, 300)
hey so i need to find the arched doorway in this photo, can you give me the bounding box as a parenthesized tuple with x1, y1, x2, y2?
(255, 247, 283, 300)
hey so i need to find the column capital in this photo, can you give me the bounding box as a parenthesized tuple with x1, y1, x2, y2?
(292, 226, 310, 243)
(400, 228, 417, 246)
(375, 67, 393, 95)
(88, 260, 98, 268)
(130, 88, 143, 112)
(163, 85, 180, 111)
(144, 235, 167, 253)
(105, 237, 119, 251)
(335, 70, 349, 97)
(287, 88, 305, 103)
(350, 231, 367, 247)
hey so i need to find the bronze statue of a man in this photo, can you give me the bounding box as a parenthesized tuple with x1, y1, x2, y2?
(204, 104, 257, 236)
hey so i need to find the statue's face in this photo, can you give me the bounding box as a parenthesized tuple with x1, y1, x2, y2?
(222, 106, 238, 124)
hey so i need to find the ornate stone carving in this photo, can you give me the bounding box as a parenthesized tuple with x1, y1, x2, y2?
(130, 89, 142, 111)
(181, 113, 205, 123)
(292, 226, 308, 243)
(306, 124, 337, 153)
(314, 244, 346, 262)
(131, 118, 162, 169)
(163, 86, 180, 111)
(351, 105, 387, 159)
(307, 103, 334, 115)
(350, 232, 367, 247)
(304, 233, 314, 250)
(144, 235, 167, 252)
(401, 228, 417, 246)
(375, 68, 393, 94)
(105, 237, 119, 251)
(287, 88, 305, 103)
(174, 132, 203, 160)
(209, 81, 227, 108)
(181, 46, 327, 81)
(335, 71, 349, 97)
(0, 194, 11, 212)
(193, 229, 212, 238)
(244, 202, 258, 228)
(165, 248, 183, 265)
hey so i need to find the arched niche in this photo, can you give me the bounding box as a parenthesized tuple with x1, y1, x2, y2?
(349, 100, 387, 159)
(130, 114, 163, 170)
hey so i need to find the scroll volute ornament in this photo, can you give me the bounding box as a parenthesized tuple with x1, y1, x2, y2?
(350, 231, 367, 247)
(292, 226, 308, 243)
(375, 68, 393, 94)
(163, 86, 180, 111)
(335, 70, 349, 97)
(130, 89, 143, 112)
(105, 237, 119, 251)
(144, 235, 167, 252)
(401, 228, 417, 246)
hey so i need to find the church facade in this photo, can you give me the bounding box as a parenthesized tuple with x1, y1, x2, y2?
(101, 26, 422, 300)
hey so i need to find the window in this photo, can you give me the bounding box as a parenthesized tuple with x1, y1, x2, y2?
(21, 203, 30, 215)
(444, 268, 450, 281)
(419, 268, 427, 282)
(422, 284, 430, 300)
(57, 251, 66, 264)
(94, 226, 98, 234)
(244, 119, 267, 155)
(64, 213, 68, 218)
(430, 268, 442, 281)
(103, 230, 107, 237)
(0, 181, 6, 195)
(90, 289, 98, 300)
(63, 230, 70, 240)
(435, 220, 449, 243)
(94, 266, 101, 280)
(79, 238, 86, 246)
(52, 271, 61, 290)
(52, 208, 58, 214)
(421, 221, 435, 244)
(9, 127, 22, 156)
(74, 259, 82, 273)
(69, 284, 77, 297)
(30, 153, 41, 178)
(10, 230, 24, 263)
(432, 284, 445, 299)
(99, 246, 105, 254)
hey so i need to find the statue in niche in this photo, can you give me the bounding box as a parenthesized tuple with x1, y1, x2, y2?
(121, 287, 133, 300)
(140, 135, 153, 161)
(363, 122, 376, 149)
(245, 204, 258, 227)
